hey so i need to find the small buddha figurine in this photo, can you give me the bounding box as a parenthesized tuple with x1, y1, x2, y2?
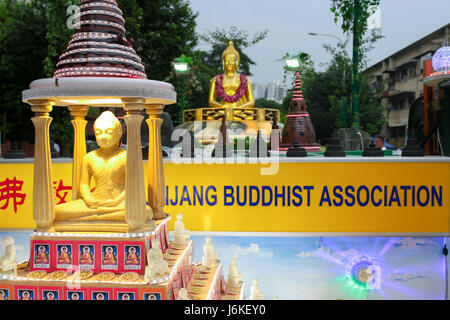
(201, 237, 218, 267)
(103, 247, 116, 265)
(80, 246, 93, 265)
(0, 236, 17, 276)
(54, 111, 152, 223)
(226, 257, 243, 288)
(249, 278, 264, 300)
(58, 246, 71, 264)
(208, 41, 255, 109)
(125, 247, 139, 265)
(173, 213, 190, 245)
(144, 238, 168, 283)
(35, 246, 48, 264)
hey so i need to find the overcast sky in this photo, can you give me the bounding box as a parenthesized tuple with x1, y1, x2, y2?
(189, 0, 449, 85)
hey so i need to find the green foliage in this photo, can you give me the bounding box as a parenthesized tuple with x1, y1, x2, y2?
(118, 0, 199, 81)
(330, 0, 380, 36)
(357, 73, 386, 135)
(198, 26, 268, 76)
(44, 0, 79, 78)
(279, 37, 385, 142)
(118, 0, 199, 124)
(0, 0, 47, 143)
(308, 43, 385, 139)
(44, 0, 80, 154)
(255, 98, 280, 109)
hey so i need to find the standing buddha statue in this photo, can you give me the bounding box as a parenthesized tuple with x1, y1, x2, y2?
(208, 41, 255, 109)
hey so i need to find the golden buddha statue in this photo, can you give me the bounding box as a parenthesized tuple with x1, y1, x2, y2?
(54, 111, 151, 224)
(208, 41, 255, 109)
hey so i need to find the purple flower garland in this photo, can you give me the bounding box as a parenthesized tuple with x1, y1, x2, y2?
(215, 73, 248, 103)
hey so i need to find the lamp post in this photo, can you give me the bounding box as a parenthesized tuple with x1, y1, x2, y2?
(172, 55, 192, 126)
(308, 32, 349, 128)
(308, 32, 342, 42)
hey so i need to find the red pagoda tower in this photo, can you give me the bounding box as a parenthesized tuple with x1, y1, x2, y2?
(54, 0, 146, 79)
(280, 72, 321, 152)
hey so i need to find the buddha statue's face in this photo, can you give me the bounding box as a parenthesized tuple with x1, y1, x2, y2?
(223, 53, 239, 73)
(94, 111, 122, 149)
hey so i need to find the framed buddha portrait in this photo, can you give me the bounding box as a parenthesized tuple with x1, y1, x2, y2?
(42, 290, 59, 300)
(16, 287, 36, 300)
(32, 243, 50, 270)
(90, 288, 113, 301)
(115, 288, 138, 300)
(0, 287, 12, 300)
(123, 244, 142, 271)
(118, 292, 135, 300)
(56, 244, 73, 269)
(143, 292, 161, 300)
(101, 245, 118, 271)
(67, 291, 85, 300)
(78, 244, 95, 270)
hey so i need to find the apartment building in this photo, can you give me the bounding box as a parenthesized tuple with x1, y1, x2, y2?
(364, 23, 449, 147)
(254, 81, 288, 104)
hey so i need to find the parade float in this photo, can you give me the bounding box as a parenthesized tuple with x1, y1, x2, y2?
(0, 2, 450, 301)
(0, 0, 245, 301)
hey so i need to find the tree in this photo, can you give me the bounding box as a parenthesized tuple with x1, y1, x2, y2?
(255, 98, 280, 109)
(44, 0, 81, 155)
(198, 26, 268, 76)
(330, 0, 382, 128)
(0, 0, 48, 144)
(118, 0, 199, 124)
(118, 0, 199, 81)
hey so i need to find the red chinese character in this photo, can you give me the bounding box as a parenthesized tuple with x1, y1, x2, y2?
(0, 177, 26, 213)
(53, 179, 72, 205)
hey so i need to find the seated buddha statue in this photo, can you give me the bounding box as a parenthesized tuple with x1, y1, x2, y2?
(54, 111, 152, 223)
(208, 41, 255, 109)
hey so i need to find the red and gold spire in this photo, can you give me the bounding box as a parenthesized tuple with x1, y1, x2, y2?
(54, 0, 147, 79)
(279, 71, 321, 152)
(292, 72, 303, 101)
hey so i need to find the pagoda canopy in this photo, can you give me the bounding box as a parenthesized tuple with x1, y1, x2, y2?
(54, 0, 146, 79)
